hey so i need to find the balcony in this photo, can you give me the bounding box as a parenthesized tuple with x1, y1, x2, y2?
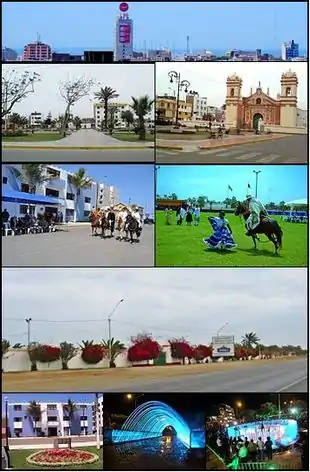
(13, 421, 23, 428)
(65, 200, 75, 210)
(47, 421, 59, 427)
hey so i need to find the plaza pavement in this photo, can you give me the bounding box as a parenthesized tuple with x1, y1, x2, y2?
(156, 135, 307, 164)
(2, 224, 154, 267)
(2, 148, 155, 163)
(2, 129, 154, 149)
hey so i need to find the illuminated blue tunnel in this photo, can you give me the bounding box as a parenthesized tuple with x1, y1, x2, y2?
(111, 401, 203, 448)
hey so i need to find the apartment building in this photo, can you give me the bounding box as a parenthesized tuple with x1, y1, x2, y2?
(156, 94, 192, 123)
(97, 183, 120, 208)
(22, 40, 52, 61)
(29, 111, 43, 127)
(94, 102, 154, 129)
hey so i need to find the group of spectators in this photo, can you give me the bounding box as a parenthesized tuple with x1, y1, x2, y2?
(2, 208, 59, 235)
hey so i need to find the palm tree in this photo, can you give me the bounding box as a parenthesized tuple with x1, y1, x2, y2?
(63, 399, 78, 436)
(121, 110, 134, 129)
(9, 164, 52, 194)
(94, 86, 119, 130)
(2, 339, 10, 357)
(67, 168, 93, 222)
(101, 337, 125, 368)
(72, 116, 82, 130)
(60, 342, 77, 370)
(27, 401, 42, 436)
(107, 105, 119, 135)
(130, 95, 154, 140)
(241, 332, 260, 348)
(79, 340, 94, 349)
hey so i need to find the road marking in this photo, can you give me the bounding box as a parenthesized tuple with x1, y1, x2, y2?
(277, 375, 308, 392)
(257, 154, 281, 163)
(234, 152, 263, 160)
(199, 149, 230, 155)
(213, 149, 249, 157)
(157, 150, 178, 155)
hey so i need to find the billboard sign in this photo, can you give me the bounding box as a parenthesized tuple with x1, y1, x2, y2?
(212, 335, 235, 357)
(118, 22, 131, 44)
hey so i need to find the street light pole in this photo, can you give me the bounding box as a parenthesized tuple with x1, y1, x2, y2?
(216, 322, 229, 337)
(25, 318, 32, 347)
(5, 396, 9, 448)
(168, 71, 190, 125)
(108, 299, 124, 367)
(253, 170, 261, 198)
(95, 393, 100, 450)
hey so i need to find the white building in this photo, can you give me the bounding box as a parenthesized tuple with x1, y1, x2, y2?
(29, 111, 42, 127)
(297, 108, 308, 128)
(2, 164, 98, 222)
(94, 102, 154, 129)
(147, 49, 172, 61)
(97, 183, 120, 208)
(192, 96, 209, 119)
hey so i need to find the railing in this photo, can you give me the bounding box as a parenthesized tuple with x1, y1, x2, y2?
(238, 461, 300, 470)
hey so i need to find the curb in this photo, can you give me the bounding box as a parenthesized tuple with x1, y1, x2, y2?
(198, 135, 290, 150)
(156, 145, 184, 151)
(2, 145, 154, 151)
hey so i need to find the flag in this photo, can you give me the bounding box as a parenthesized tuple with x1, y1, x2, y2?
(228, 185, 233, 191)
(247, 183, 251, 189)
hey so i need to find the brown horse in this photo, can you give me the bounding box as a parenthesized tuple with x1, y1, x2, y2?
(234, 201, 283, 254)
(89, 210, 101, 236)
(100, 212, 110, 238)
(116, 214, 129, 241)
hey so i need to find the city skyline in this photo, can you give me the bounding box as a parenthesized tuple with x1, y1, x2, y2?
(156, 165, 307, 203)
(2, 2, 308, 52)
(2, 268, 307, 347)
(2, 63, 154, 116)
(156, 62, 308, 110)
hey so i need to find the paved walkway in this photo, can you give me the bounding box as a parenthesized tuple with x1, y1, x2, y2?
(3, 129, 153, 148)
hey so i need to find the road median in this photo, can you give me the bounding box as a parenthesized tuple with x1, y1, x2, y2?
(156, 145, 184, 151)
(2, 145, 154, 151)
(198, 135, 290, 150)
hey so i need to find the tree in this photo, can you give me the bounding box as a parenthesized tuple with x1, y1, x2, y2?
(60, 341, 77, 370)
(197, 196, 206, 208)
(121, 109, 134, 129)
(67, 168, 93, 222)
(127, 332, 161, 364)
(27, 401, 41, 436)
(8, 112, 23, 129)
(169, 338, 194, 364)
(72, 116, 82, 130)
(241, 332, 260, 348)
(101, 337, 125, 368)
(94, 86, 119, 130)
(2, 339, 10, 357)
(59, 77, 95, 137)
(107, 105, 118, 135)
(79, 340, 94, 349)
(9, 164, 52, 194)
(256, 402, 279, 419)
(194, 344, 213, 362)
(131, 95, 154, 140)
(2, 69, 41, 118)
(63, 399, 78, 436)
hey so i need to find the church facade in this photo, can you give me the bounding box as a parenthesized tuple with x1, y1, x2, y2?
(225, 70, 299, 130)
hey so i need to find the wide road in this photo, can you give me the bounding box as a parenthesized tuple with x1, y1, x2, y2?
(156, 135, 307, 164)
(2, 148, 154, 163)
(105, 358, 308, 393)
(2, 224, 154, 267)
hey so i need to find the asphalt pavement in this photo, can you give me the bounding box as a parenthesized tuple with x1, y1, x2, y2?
(2, 148, 155, 163)
(156, 135, 307, 164)
(103, 358, 307, 393)
(2, 225, 154, 267)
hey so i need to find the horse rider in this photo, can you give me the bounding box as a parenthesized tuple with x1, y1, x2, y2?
(118, 207, 128, 225)
(131, 206, 143, 230)
(245, 194, 269, 236)
(107, 207, 116, 233)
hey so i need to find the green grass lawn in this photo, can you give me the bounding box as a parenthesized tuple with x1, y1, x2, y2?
(10, 446, 102, 470)
(3, 133, 62, 142)
(156, 132, 211, 140)
(156, 211, 308, 267)
(112, 132, 154, 142)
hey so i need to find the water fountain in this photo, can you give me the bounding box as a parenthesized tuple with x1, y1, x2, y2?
(112, 401, 203, 448)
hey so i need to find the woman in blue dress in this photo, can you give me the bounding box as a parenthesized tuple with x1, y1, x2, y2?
(203, 210, 237, 250)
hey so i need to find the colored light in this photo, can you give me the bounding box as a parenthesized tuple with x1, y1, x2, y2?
(111, 401, 204, 448)
(227, 419, 298, 449)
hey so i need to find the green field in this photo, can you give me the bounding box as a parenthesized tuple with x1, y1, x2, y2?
(3, 133, 61, 142)
(112, 132, 154, 142)
(156, 211, 308, 267)
(9, 446, 102, 470)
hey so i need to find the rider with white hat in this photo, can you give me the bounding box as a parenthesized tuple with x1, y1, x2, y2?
(245, 194, 269, 235)
(131, 206, 142, 230)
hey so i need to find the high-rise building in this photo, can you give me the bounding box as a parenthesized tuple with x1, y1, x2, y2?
(2, 47, 18, 61)
(23, 39, 52, 61)
(114, 2, 133, 61)
(97, 183, 120, 208)
(281, 40, 299, 61)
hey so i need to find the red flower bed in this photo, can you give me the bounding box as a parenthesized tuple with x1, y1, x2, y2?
(26, 448, 99, 466)
(127, 336, 161, 362)
(235, 347, 248, 359)
(31, 345, 60, 363)
(194, 344, 213, 360)
(81, 344, 104, 364)
(169, 340, 195, 360)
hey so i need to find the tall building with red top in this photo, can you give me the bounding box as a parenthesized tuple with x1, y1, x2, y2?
(22, 39, 52, 61)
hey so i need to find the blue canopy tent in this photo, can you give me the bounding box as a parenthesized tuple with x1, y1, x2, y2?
(2, 188, 60, 206)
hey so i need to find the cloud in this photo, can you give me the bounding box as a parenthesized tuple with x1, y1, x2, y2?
(2, 268, 307, 348)
(156, 62, 308, 109)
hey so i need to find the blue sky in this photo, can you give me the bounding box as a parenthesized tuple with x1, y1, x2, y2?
(61, 164, 154, 210)
(2, 393, 101, 413)
(156, 165, 308, 203)
(2, 2, 307, 51)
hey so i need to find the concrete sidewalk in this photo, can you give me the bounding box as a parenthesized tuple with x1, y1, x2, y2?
(156, 134, 290, 151)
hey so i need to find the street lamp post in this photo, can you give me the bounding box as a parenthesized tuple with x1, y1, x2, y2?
(216, 322, 229, 337)
(108, 299, 124, 367)
(25, 318, 32, 347)
(168, 71, 190, 125)
(5, 396, 9, 448)
(95, 393, 100, 450)
(236, 401, 242, 419)
(253, 170, 261, 198)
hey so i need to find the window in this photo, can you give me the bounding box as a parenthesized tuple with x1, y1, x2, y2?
(46, 168, 60, 179)
(84, 211, 90, 217)
(286, 87, 291, 97)
(80, 415, 88, 421)
(66, 192, 75, 200)
(80, 405, 87, 410)
(47, 404, 57, 410)
(20, 205, 35, 215)
(230, 88, 234, 97)
(14, 417, 22, 422)
(256, 98, 261, 105)
(2, 176, 8, 184)
(63, 415, 70, 421)
(14, 405, 22, 411)
(85, 197, 91, 204)
(45, 188, 59, 198)
(47, 416, 58, 422)
(21, 183, 30, 193)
